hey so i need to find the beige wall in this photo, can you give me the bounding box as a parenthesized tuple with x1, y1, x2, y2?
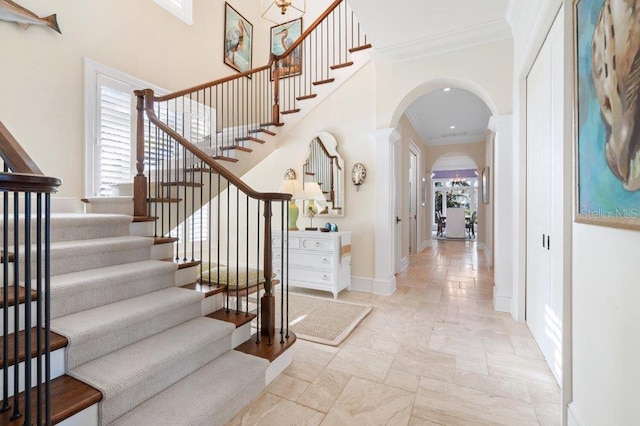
(375, 38, 514, 129)
(0, 0, 336, 197)
(242, 62, 377, 279)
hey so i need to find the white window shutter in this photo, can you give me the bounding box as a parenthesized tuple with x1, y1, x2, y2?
(96, 75, 135, 196)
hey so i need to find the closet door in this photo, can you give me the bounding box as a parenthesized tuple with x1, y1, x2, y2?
(525, 14, 563, 385)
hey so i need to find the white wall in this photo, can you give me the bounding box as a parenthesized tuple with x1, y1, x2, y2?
(241, 62, 377, 281)
(510, 0, 640, 423)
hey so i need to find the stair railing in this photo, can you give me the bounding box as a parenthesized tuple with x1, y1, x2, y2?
(136, 91, 290, 345)
(134, 0, 369, 344)
(0, 120, 61, 425)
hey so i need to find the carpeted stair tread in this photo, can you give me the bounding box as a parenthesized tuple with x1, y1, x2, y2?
(111, 351, 268, 426)
(1, 213, 132, 244)
(52, 287, 204, 369)
(47, 260, 178, 319)
(69, 317, 235, 425)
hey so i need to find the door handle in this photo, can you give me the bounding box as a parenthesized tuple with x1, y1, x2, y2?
(542, 234, 546, 248)
(547, 235, 550, 251)
(396, 216, 402, 224)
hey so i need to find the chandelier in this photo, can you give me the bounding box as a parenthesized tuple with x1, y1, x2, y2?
(451, 174, 466, 185)
(261, 0, 306, 24)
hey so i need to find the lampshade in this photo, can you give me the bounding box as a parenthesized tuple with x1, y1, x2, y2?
(304, 182, 325, 201)
(279, 179, 305, 199)
(261, 0, 305, 24)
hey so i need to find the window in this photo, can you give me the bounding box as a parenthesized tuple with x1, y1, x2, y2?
(154, 0, 193, 25)
(85, 59, 214, 197)
(85, 59, 167, 197)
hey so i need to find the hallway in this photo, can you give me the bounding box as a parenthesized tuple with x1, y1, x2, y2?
(229, 241, 560, 425)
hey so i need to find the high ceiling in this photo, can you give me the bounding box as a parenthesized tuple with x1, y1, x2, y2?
(347, 0, 510, 61)
(344, 0, 507, 146)
(405, 88, 491, 146)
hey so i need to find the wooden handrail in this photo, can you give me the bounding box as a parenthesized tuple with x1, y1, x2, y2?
(136, 89, 290, 203)
(0, 173, 61, 193)
(153, 0, 345, 103)
(276, 0, 343, 60)
(155, 64, 272, 102)
(0, 120, 43, 175)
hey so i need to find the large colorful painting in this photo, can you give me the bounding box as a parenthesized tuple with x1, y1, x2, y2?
(270, 18, 302, 79)
(575, 0, 640, 230)
(224, 3, 252, 73)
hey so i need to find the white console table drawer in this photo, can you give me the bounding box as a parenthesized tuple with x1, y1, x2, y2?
(273, 230, 351, 299)
(274, 251, 334, 269)
(300, 237, 333, 251)
(272, 236, 300, 249)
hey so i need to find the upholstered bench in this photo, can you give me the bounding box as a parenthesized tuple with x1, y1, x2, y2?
(198, 265, 268, 292)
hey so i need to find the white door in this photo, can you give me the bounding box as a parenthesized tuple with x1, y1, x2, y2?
(393, 139, 402, 273)
(525, 14, 563, 384)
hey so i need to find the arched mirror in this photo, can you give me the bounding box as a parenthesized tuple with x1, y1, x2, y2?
(302, 132, 345, 217)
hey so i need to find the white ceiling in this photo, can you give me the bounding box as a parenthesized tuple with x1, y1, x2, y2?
(347, 0, 511, 61)
(432, 154, 477, 171)
(405, 88, 491, 146)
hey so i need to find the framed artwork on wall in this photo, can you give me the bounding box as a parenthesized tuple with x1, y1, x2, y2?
(270, 18, 303, 79)
(481, 167, 490, 204)
(224, 3, 253, 73)
(574, 0, 640, 230)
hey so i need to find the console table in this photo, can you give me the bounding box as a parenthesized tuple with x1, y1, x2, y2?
(272, 230, 351, 299)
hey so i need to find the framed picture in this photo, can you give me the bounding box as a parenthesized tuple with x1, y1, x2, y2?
(224, 3, 253, 74)
(270, 18, 303, 79)
(574, 0, 640, 230)
(481, 167, 490, 204)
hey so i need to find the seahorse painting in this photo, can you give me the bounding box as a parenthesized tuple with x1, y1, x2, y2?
(591, 0, 640, 191)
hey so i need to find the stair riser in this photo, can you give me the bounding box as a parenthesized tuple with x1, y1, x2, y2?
(0, 264, 14, 286)
(94, 333, 233, 424)
(201, 293, 224, 316)
(150, 242, 174, 260)
(130, 221, 154, 237)
(50, 265, 177, 319)
(232, 323, 252, 349)
(175, 265, 198, 286)
(0, 302, 37, 336)
(61, 300, 202, 370)
(57, 404, 98, 426)
(0, 217, 131, 244)
(0, 347, 65, 398)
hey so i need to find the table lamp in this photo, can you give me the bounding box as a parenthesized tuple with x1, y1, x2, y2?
(303, 182, 325, 230)
(279, 169, 305, 230)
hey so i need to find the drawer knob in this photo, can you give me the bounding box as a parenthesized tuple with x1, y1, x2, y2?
(315, 242, 321, 247)
(322, 274, 328, 280)
(322, 258, 329, 264)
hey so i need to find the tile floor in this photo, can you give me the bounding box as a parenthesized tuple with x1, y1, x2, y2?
(228, 240, 561, 425)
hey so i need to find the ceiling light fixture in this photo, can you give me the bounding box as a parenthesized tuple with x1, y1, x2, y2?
(261, 0, 306, 24)
(443, 87, 451, 92)
(450, 125, 456, 129)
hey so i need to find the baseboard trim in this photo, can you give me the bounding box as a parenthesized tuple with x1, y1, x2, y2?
(567, 402, 584, 426)
(400, 256, 409, 272)
(418, 240, 431, 252)
(351, 276, 396, 296)
(493, 285, 512, 313)
(351, 276, 373, 293)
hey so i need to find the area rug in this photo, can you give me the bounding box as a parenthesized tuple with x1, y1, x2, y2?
(276, 293, 372, 346)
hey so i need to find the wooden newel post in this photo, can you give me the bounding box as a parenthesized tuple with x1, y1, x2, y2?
(133, 90, 149, 217)
(261, 201, 275, 342)
(272, 56, 281, 126)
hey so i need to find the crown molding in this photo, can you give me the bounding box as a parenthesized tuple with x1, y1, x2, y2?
(505, 0, 523, 28)
(373, 18, 512, 63)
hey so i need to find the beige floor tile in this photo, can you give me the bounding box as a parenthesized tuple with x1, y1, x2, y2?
(326, 345, 395, 382)
(391, 346, 456, 383)
(232, 240, 561, 425)
(322, 377, 413, 426)
(297, 369, 352, 413)
(227, 393, 325, 426)
(413, 377, 539, 426)
(266, 373, 311, 401)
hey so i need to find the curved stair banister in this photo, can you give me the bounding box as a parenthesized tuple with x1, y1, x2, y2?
(136, 89, 291, 345)
(134, 0, 370, 346)
(0, 120, 61, 425)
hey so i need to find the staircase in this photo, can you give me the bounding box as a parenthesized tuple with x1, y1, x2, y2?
(1, 212, 297, 425)
(1, 0, 371, 423)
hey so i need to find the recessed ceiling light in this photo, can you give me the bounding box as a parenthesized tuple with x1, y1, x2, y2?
(443, 88, 451, 92)
(450, 125, 456, 129)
